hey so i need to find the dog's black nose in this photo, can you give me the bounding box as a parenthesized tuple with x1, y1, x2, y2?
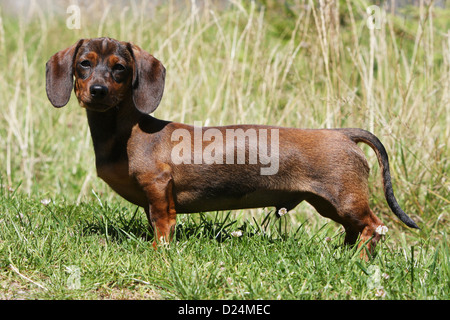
(90, 85, 108, 98)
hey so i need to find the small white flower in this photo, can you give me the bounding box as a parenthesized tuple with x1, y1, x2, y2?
(231, 230, 243, 237)
(376, 225, 388, 235)
(278, 208, 288, 217)
(375, 288, 386, 298)
(40, 199, 51, 206)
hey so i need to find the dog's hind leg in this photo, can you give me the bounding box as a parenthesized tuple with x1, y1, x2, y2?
(304, 190, 384, 259)
(338, 200, 385, 259)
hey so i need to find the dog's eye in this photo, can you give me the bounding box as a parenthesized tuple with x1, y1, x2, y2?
(80, 60, 91, 68)
(113, 64, 125, 72)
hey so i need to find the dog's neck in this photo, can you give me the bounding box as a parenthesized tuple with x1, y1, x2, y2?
(86, 96, 171, 168)
(85, 97, 143, 165)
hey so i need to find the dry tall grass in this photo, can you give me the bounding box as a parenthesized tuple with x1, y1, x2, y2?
(0, 0, 448, 235)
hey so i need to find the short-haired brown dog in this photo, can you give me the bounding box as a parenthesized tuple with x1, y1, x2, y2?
(46, 37, 418, 257)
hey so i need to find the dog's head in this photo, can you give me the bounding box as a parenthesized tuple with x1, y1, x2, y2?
(46, 37, 165, 114)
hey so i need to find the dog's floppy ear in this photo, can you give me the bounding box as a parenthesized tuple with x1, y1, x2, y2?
(46, 39, 84, 108)
(128, 44, 166, 114)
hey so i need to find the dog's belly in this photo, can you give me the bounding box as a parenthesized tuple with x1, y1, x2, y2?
(173, 189, 304, 213)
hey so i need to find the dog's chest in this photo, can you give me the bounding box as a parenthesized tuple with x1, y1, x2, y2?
(96, 161, 147, 207)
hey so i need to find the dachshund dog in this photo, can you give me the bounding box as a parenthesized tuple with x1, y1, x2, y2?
(46, 37, 418, 256)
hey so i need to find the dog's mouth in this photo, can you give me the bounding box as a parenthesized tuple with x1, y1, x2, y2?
(75, 89, 119, 112)
(80, 100, 116, 112)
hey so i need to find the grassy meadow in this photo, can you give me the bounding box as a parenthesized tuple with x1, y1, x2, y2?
(0, 0, 448, 300)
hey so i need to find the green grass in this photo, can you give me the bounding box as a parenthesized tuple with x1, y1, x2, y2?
(0, 0, 449, 299)
(0, 191, 448, 299)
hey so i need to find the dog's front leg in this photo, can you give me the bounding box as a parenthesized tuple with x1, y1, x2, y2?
(136, 167, 177, 248)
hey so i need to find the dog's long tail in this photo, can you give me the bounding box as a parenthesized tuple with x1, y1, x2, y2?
(339, 128, 419, 229)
